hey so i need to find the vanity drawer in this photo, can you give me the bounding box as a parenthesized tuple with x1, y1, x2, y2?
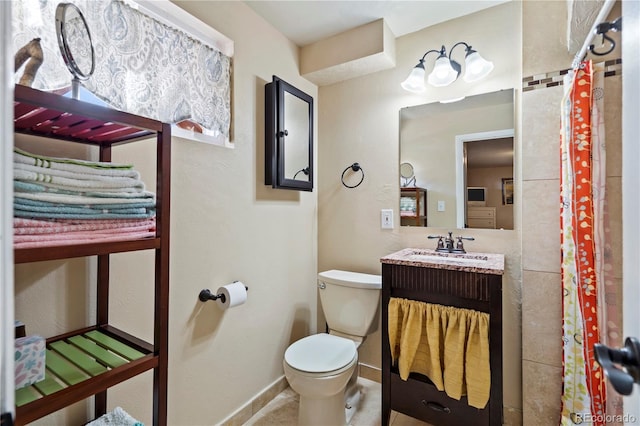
(390, 372, 489, 425)
(467, 207, 495, 218)
(467, 217, 496, 229)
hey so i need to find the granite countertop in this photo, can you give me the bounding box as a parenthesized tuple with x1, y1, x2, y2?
(380, 248, 505, 275)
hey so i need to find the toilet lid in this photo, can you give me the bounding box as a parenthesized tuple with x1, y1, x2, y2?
(285, 334, 356, 373)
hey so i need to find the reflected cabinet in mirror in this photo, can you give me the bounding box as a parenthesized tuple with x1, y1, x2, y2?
(400, 89, 514, 229)
(265, 75, 314, 191)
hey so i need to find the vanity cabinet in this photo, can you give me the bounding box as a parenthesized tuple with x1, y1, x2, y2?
(400, 187, 427, 226)
(380, 250, 503, 426)
(467, 206, 496, 229)
(12, 85, 170, 425)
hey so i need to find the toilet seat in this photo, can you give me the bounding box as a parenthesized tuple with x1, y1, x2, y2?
(284, 333, 357, 374)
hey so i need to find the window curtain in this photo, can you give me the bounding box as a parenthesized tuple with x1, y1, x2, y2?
(560, 60, 620, 425)
(12, 0, 231, 139)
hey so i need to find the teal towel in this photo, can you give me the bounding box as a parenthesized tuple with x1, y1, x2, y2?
(86, 406, 143, 426)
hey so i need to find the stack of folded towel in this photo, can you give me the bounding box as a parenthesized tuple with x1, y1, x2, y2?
(13, 148, 156, 248)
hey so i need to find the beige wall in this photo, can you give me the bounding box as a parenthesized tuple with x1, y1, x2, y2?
(521, 1, 623, 424)
(317, 1, 523, 422)
(13, 2, 318, 425)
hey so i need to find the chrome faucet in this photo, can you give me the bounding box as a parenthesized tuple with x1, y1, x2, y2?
(428, 232, 474, 253)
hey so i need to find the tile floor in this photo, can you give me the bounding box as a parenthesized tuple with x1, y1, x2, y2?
(244, 377, 431, 426)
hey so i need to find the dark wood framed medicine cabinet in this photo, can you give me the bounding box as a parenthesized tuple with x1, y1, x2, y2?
(265, 75, 314, 191)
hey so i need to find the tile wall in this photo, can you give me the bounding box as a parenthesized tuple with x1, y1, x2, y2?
(520, 69, 622, 423)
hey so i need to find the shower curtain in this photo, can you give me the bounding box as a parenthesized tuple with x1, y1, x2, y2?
(560, 60, 621, 425)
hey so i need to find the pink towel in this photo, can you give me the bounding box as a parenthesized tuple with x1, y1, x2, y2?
(14, 218, 155, 235)
(14, 230, 155, 248)
(13, 217, 156, 249)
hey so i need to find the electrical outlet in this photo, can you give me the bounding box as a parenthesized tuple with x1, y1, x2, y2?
(437, 200, 445, 212)
(381, 209, 394, 229)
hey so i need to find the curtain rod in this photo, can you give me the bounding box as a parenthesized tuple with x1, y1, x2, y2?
(572, 0, 617, 69)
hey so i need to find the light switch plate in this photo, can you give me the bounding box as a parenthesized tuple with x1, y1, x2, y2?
(437, 200, 445, 212)
(381, 209, 394, 229)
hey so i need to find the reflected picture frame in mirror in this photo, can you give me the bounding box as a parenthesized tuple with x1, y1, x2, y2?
(502, 178, 514, 205)
(399, 88, 515, 230)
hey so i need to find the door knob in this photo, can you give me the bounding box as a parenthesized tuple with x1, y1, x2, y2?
(594, 337, 640, 395)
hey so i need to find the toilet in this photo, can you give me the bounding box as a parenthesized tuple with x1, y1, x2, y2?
(283, 269, 382, 426)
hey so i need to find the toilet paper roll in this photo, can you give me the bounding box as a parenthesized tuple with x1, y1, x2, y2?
(216, 281, 247, 310)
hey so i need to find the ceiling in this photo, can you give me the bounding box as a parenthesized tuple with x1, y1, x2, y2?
(245, 0, 511, 47)
(467, 137, 514, 168)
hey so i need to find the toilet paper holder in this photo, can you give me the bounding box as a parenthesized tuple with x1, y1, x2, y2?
(199, 282, 248, 304)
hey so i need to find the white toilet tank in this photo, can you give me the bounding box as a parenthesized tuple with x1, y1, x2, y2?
(318, 270, 382, 339)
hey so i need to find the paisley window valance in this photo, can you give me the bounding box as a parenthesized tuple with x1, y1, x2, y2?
(12, 0, 233, 146)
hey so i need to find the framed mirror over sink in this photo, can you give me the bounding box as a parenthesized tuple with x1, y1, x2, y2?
(265, 75, 314, 191)
(399, 89, 515, 229)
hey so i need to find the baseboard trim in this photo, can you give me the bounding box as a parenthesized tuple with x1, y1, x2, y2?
(219, 364, 381, 424)
(359, 363, 381, 384)
(219, 375, 288, 426)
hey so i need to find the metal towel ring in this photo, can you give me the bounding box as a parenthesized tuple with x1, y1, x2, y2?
(341, 163, 365, 188)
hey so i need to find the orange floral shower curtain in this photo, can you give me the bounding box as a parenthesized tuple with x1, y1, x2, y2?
(560, 61, 619, 425)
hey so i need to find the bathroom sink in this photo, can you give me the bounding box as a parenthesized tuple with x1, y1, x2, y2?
(408, 254, 486, 264)
(380, 248, 504, 275)
(407, 250, 488, 264)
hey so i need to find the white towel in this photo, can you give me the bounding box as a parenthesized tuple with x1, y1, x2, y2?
(14, 148, 139, 177)
(15, 162, 141, 183)
(15, 190, 155, 205)
(14, 169, 146, 192)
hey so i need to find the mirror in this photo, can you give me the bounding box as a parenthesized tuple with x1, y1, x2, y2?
(265, 76, 314, 191)
(399, 89, 514, 229)
(55, 3, 95, 99)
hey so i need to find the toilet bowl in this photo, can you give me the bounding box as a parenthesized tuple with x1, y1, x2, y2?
(283, 270, 381, 426)
(284, 333, 357, 426)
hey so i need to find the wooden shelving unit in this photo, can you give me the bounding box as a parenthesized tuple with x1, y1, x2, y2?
(400, 187, 427, 226)
(12, 85, 170, 426)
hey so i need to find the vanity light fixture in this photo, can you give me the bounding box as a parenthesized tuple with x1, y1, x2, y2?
(401, 42, 494, 93)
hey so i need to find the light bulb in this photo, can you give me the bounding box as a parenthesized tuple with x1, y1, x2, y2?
(401, 61, 426, 93)
(467, 54, 485, 74)
(428, 58, 460, 87)
(433, 57, 451, 78)
(463, 51, 494, 82)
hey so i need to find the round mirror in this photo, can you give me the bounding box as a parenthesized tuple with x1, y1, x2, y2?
(55, 3, 95, 97)
(400, 162, 414, 179)
(400, 162, 416, 187)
